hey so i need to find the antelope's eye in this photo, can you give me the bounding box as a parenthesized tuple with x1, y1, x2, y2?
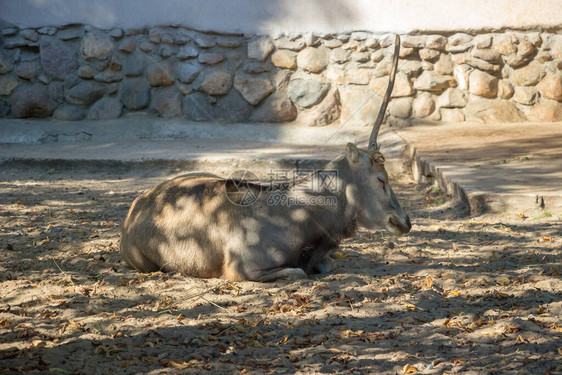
(377, 177, 387, 193)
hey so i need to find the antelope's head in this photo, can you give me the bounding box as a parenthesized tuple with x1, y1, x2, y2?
(345, 35, 411, 236)
(345, 143, 411, 235)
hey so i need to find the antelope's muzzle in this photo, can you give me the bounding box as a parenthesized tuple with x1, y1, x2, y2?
(388, 214, 412, 235)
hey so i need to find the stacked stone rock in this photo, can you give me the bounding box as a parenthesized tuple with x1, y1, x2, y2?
(0, 25, 561, 124)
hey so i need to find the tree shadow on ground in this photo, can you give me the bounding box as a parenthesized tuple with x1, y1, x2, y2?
(1, 164, 560, 374)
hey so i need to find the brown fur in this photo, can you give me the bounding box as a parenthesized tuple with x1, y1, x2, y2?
(120, 147, 411, 282)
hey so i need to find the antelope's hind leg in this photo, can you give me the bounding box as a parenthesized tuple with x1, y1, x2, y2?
(252, 267, 307, 282)
(121, 245, 160, 273)
(223, 246, 307, 282)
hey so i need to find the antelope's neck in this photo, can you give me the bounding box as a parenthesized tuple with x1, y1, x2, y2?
(290, 157, 356, 241)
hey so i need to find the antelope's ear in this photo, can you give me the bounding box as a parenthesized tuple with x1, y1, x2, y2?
(345, 143, 360, 164)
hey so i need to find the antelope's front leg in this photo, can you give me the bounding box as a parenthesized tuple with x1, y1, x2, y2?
(310, 254, 333, 274)
(305, 238, 338, 274)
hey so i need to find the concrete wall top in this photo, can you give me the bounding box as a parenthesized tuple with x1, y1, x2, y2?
(1, 0, 561, 34)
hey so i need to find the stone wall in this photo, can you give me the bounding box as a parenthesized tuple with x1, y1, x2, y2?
(0, 25, 561, 125)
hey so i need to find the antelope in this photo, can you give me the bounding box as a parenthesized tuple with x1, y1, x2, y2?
(120, 35, 411, 282)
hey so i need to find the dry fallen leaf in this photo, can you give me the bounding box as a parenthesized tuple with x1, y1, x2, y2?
(492, 291, 510, 299)
(550, 324, 562, 333)
(444, 319, 464, 329)
(341, 329, 364, 337)
(334, 251, 352, 259)
(402, 302, 417, 311)
(403, 364, 417, 373)
(504, 324, 521, 334)
(330, 352, 354, 364)
(443, 290, 461, 297)
(40, 310, 58, 319)
(30, 339, 46, 348)
(424, 275, 433, 289)
(74, 286, 91, 296)
(538, 237, 553, 242)
(160, 359, 200, 369)
(66, 319, 84, 332)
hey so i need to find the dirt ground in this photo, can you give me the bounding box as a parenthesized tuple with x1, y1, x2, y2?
(0, 163, 560, 374)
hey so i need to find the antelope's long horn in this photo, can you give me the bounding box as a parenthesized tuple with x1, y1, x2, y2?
(368, 34, 401, 151)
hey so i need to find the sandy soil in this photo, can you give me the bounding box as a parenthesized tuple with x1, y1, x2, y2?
(0, 163, 560, 374)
